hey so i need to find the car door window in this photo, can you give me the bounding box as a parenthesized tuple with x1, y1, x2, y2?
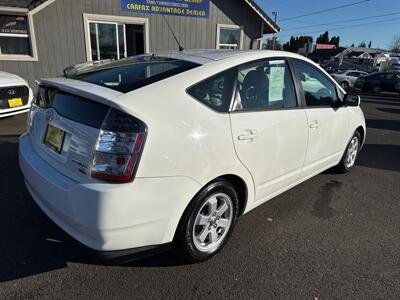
(380, 73, 392, 80)
(292, 59, 338, 107)
(349, 72, 361, 77)
(235, 59, 297, 111)
(187, 68, 236, 112)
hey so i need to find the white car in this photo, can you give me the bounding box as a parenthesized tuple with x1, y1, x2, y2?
(19, 50, 366, 263)
(0, 71, 33, 118)
(331, 70, 368, 89)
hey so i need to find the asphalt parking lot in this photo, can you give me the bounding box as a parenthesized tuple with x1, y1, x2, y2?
(0, 95, 399, 299)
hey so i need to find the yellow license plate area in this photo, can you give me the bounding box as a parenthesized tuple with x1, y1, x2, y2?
(44, 124, 65, 154)
(8, 98, 23, 108)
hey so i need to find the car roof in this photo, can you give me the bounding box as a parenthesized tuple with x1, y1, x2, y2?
(62, 49, 323, 84)
(152, 49, 296, 65)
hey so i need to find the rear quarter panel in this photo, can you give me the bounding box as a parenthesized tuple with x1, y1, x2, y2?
(113, 62, 257, 213)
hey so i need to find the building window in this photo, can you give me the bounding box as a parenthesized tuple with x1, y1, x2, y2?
(85, 15, 148, 62)
(0, 15, 32, 56)
(216, 24, 243, 50)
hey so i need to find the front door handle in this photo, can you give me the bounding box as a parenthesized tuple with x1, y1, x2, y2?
(309, 120, 319, 129)
(238, 130, 258, 141)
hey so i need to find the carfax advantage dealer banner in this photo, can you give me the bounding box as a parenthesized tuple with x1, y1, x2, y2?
(121, 0, 210, 18)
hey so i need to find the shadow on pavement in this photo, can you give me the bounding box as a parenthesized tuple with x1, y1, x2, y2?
(376, 107, 400, 115)
(366, 119, 400, 132)
(0, 139, 184, 282)
(357, 144, 400, 172)
(0, 139, 86, 282)
(362, 99, 400, 107)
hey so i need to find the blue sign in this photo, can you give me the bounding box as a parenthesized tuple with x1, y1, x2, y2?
(121, 0, 210, 18)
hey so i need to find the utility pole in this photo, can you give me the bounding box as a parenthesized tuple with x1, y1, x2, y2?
(272, 12, 278, 50)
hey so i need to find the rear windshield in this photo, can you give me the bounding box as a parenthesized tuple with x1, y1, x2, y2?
(68, 56, 200, 93)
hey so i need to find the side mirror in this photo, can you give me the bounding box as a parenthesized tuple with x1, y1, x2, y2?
(344, 94, 361, 107)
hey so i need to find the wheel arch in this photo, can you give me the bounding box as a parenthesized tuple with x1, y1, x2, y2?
(356, 125, 365, 147)
(216, 174, 248, 216)
(172, 173, 250, 244)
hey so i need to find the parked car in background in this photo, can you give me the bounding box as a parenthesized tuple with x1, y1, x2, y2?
(388, 63, 400, 72)
(0, 71, 33, 118)
(331, 70, 368, 89)
(19, 50, 366, 263)
(354, 71, 400, 94)
(320, 63, 337, 74)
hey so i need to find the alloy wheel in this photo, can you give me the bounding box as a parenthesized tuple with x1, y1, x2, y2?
(346, 136, 359, 169)
(192, 193, 233, 253)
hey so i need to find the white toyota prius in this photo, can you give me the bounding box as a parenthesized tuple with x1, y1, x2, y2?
(19, 50, 366, 263)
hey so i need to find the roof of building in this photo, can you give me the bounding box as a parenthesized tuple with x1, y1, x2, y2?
(0, 0, 47, 9)
(308, 48, 346, 60)
(245, 0, 280, 33)
(0, 0, 280, 32)
(347, 47, 387, 54)
(309, 46, 390, 60)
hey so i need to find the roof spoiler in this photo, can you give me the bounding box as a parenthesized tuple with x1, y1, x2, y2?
(63, 59, 113, 78)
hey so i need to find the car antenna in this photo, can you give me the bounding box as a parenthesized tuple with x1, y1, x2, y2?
(153, 0, 184, 52)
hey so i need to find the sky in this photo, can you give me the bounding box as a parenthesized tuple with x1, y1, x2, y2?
(258, 0, 400, 49)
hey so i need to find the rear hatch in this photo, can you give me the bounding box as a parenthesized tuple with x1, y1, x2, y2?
(28, 56, 200, 182)
(28, 78, 122, 182)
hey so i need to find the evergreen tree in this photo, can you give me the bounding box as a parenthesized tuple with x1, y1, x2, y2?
(283, 36, 313, 53)
(316, 31, 329, 44)
(329, 36, 340, 47)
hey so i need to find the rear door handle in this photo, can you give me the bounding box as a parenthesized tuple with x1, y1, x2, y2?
(309, 121, 319, 129)
(238, 130, 258, 141)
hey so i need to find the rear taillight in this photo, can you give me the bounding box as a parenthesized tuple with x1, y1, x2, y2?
(91, 109, 147, 183)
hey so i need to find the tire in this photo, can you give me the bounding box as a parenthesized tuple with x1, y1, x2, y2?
(340, 81, 349, 90)
(335, 131, 361, 173)
(372, 85, 381, 94)
(174, 179, 240, 263)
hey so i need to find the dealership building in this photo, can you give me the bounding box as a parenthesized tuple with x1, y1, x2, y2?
(0, 0, 279, 87)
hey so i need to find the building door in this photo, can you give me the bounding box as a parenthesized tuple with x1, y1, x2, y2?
(88, 21, 144, 61)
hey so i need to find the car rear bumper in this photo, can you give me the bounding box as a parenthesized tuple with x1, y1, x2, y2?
(19, 133, 201, 252)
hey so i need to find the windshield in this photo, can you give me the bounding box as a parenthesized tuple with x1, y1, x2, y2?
(69, 56, 200, 93)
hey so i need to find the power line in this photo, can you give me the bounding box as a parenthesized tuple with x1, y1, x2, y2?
(278, 17, 400, 38)
(283, 12, 400, 31)
(279, 0, 372, 22)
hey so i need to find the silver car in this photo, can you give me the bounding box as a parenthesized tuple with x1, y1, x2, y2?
(331, 70, 368, 89)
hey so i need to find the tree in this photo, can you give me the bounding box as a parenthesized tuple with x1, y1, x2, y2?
(283, 35, 313, 53)
(329, 36, 340, 47)
(389, 34, 400, 52)
(368, 40, 372, 48)
(350, 43, 355, 47)
(358, 41, 366, 48)
(316, 31, 329, 44)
